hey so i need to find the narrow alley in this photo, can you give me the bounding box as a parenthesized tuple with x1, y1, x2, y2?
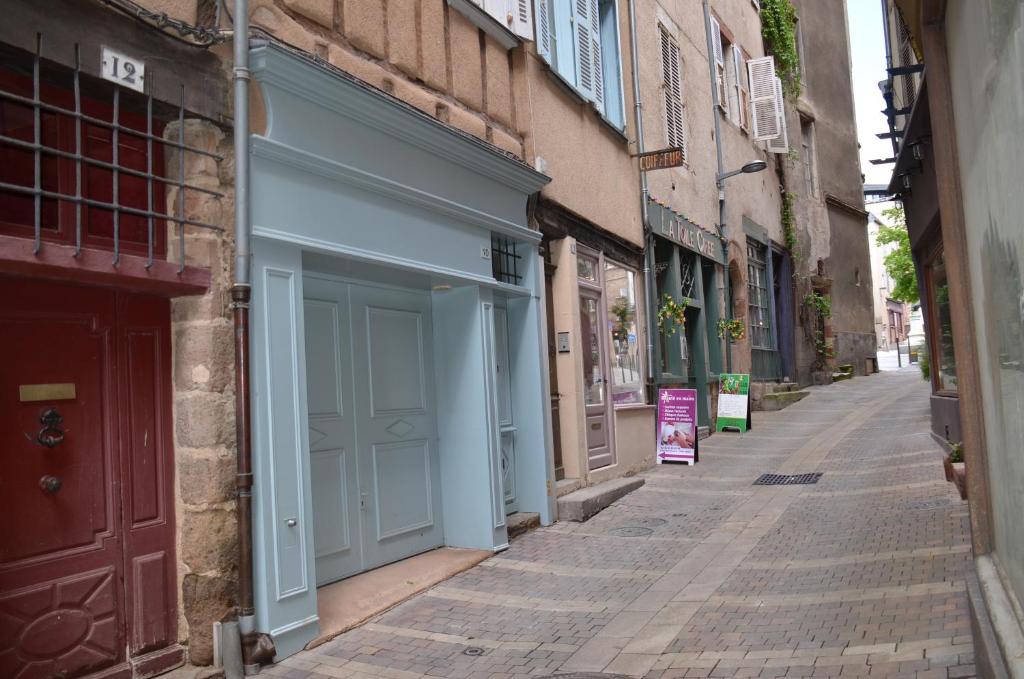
(267, 369, 973, 679)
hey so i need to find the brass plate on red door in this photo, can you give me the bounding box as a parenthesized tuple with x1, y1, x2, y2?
(18, 383, 76, 402)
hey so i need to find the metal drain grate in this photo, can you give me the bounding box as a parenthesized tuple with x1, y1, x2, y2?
(754, 473, 823, 486)
(609, 526, 654, 537)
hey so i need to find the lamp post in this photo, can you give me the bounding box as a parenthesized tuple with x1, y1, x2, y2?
(716, 160, 768, 372)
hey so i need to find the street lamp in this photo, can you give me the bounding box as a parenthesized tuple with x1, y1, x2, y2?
(717, 160, 768, 183)
(716, 159, 767, 372)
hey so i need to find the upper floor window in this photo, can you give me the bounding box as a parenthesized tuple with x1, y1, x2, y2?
(535, 0, 627, 130)
(710, 15, 730, 115)
(455, 0, 535, 47)
(0, 63, 167, 258)
(800, 115, 817, 196)
(725, 45, 751, 132)
(659, 24, 686, 159)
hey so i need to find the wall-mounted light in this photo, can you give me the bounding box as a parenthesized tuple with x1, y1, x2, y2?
(911, 143, 925, 161)
(901, 173, 913, 191)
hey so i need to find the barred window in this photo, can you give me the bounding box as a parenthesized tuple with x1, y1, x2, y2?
(746, 240, 773, 349)
(0, 42, 222, 272)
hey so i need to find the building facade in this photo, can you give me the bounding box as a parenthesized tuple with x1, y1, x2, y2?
(882, 1, 1024, 676)
(867, 209, 910, 351)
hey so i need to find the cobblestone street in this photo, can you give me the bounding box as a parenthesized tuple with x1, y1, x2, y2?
(269, 369, 974, 679)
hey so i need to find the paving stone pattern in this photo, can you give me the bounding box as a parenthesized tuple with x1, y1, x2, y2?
(268, 370, 974, 679)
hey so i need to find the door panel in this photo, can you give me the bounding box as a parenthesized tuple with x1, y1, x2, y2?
(117, 293, 177, 657)
(0, 283, 124, 679)
(580, 292, 614, 470)
(371, 441, 434, 540)
(303, 281, 362, 585)
(366, 308, 428, 416)
(493, 307, 518, 514)
(350, 284, 443, 571)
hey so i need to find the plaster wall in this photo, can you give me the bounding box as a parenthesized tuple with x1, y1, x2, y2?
(946, 0, 1024, 635)
(136, 0, 528, 159)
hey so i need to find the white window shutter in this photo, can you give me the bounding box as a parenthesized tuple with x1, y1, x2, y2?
(732, 47, 747, 129)
(512, 0, 534, 40)
(710, 16, 726, 111)
(767, 76, 789, 153)
(589, 0, 604, 114)
(747, 56, 780, 141)
(572, 0, 596, 101)
(534, 0, 551, 63)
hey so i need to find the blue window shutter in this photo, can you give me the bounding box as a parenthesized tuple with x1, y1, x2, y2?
(588, 0, 604, 114)
(534, 0, 552, 63)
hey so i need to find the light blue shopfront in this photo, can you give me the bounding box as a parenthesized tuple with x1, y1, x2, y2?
(247, 44, 554, 659)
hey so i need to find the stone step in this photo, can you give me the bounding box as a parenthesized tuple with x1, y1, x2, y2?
(556, 477, 582, 498)
(556, 476, 645, 522)
(759, 390, 810, 411)
(836, 364, 855, 375)
(505, 512, 540, 540)
(832, 371, 854, 382)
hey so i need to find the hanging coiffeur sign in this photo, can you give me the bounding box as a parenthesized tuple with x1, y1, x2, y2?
(657, 388, 698, 465)
(646, 199, 726, 265)
(716, 373, 751, 433)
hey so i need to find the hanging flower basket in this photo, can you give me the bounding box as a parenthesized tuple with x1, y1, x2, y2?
(717, 318, 746, 342)
(657, 294, 690, 334)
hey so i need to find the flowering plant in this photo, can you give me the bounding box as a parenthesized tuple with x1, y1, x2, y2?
(657, 294, 690, 334)
(717, 318, 746, 342)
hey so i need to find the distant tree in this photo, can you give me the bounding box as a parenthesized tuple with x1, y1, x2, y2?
(875, 206, 919, 303)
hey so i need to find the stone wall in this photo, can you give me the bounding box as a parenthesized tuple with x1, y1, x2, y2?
(240, 0, 526, 159)
(167, 118, 238, 665)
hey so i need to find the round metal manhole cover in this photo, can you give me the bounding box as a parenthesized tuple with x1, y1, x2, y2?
(534, 674, 632, 679)
(462, 646, 486, 656)
(609, 526, 653, 537)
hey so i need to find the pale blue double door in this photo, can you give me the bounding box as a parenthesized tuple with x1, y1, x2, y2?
(303, 276, 444, 585)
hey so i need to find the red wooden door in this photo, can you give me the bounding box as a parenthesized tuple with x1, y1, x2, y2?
(0, 279, 177, 678)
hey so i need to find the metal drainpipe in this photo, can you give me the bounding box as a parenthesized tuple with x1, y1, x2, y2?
(231, 0, 275, 671)
(626, 0, 657, 389)
(702, 0, 732, 373)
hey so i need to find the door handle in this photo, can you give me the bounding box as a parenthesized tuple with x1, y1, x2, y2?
(39, 475, 62, 494)
(37, 408, 66, 448)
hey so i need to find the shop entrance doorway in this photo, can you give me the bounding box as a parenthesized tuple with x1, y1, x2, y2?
(303, 277, 444, 586)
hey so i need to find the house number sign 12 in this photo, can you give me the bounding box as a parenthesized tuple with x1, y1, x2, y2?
(101, 46, 146, 94)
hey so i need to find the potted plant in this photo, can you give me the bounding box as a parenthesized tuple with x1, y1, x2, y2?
(657, 294, 689, 334)
(717, 318, 746, 342)
(943, 442, 967, 499)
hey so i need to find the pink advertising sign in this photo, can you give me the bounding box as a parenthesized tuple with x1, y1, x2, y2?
(657, 388, 698, 465)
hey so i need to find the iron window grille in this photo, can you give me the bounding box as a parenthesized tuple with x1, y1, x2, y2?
(491, 234, 522, 286)
(0, 37, 223, 273)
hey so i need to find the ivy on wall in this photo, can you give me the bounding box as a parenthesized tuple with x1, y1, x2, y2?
(781, 191, 797, 254)
(760, 0, 801, 99)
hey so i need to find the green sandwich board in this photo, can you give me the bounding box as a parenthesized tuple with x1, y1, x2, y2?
(716, 373, 751, 433)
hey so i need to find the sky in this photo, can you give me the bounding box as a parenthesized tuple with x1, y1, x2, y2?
(845, 0, 894, 190)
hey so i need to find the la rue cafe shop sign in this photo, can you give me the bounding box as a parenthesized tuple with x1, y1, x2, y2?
(646, 197, 725, 265)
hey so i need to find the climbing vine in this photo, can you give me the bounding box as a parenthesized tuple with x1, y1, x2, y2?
(781, 191, 797, 254)
(802, 291, 833, 363)
(760, 0, 801, 99)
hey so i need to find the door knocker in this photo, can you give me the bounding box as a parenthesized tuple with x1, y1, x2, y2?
(37, 408, 66, 448)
